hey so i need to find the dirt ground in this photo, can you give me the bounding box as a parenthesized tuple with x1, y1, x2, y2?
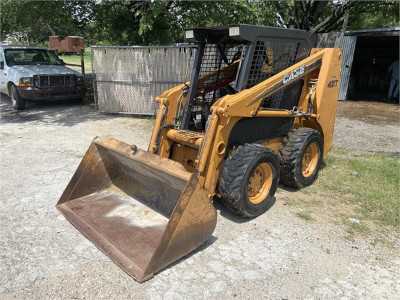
(0, 99, 399, 299)
(335, 101, 400, 154)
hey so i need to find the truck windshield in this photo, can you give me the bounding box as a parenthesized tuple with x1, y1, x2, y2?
(4, 49, 64, 66)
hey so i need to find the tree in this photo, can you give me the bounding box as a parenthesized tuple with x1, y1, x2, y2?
(273, 0, 353, 33)
(272, 0, 399, 33)
(348, 1, 399, 30)
(0, 0, 95, 45)
(1, 0, 397, 46)
(135, 0, 276, 43)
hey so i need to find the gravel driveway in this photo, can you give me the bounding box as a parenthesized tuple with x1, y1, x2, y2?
(1, 99, 399, 299)
(334, 101, 400, 154)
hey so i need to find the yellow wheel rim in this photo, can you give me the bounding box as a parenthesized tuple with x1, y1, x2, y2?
(247, 162, 273, 205)
(302, 142, 319, 177)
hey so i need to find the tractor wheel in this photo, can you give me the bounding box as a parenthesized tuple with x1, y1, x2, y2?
(280, 128, 323, 189)
(218, 143, 279, 218)
(10, 85, 26, 110)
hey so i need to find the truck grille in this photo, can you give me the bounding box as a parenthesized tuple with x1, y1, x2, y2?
(33, 75, 76, 88)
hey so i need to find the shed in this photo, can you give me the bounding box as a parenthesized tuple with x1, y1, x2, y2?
(48, 36, 85, 54)
(338, 27, 399, 102)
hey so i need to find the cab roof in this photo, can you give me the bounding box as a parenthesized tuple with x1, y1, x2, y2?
(184, 24, 315, 47)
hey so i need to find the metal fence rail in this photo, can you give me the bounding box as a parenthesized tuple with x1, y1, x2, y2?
(92, 45, 195, 115)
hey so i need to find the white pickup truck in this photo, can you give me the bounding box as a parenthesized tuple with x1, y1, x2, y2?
(0, 46, 83, 110)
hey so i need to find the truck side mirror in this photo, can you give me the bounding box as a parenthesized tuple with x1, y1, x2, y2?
(0, 61, 4, 70)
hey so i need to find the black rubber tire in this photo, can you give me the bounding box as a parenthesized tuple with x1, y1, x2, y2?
(218, 143, 280, 218)
(280, 128, 323, 189)
(10, 85, 26, 110)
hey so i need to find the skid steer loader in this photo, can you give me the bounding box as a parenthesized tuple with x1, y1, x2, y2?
(57, 25, 341, 282)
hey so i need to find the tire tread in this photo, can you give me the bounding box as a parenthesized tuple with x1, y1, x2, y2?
(219, 143, 278, 218)
(280, 127, 322, 188)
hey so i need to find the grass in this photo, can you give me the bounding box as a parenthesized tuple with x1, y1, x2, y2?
(60, 48, 92, 73)
(295, 148, 400, 233)
(296, 210, 314, 222)
(343, 217, 371, 237)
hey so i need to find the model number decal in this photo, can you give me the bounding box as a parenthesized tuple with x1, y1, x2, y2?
(283, 65, 305, 84)
(328, 79, 338, 88)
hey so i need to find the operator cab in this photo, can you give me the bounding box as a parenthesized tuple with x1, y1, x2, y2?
(177, 25, 315, 131)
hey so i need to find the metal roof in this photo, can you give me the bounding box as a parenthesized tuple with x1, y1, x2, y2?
(345, 27, 400, 36)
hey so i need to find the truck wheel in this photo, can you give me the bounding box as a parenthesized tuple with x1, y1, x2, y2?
(10, 85, 26, 110)
(280, 128, 323, 188)
(218, 144, 279, 218)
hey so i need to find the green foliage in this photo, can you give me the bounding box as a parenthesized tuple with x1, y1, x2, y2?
(0, 0, 95, 44)
(0, 0, 398, 46)
(86, 0, 140, 45)
(349, 0, 399, 30)
(271, 0, 399, 33)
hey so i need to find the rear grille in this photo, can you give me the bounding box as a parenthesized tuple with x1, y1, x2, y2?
(33, 75, 76, 88)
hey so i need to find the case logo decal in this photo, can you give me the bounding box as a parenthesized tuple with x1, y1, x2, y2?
(283, 65, 305, 84)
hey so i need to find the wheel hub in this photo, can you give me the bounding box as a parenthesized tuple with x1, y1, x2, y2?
(302, 142, 319, 177)
(247, 162, 273, 205)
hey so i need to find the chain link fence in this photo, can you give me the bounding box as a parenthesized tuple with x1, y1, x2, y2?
(92, 45, 195, 115)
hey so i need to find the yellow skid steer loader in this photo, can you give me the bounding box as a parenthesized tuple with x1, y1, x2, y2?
(57, 25, 341, 282)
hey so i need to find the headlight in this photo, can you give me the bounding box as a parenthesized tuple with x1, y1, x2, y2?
(18, 77, 33, 88)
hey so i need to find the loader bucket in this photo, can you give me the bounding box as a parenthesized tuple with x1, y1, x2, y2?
(56, 137, 217, 282)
